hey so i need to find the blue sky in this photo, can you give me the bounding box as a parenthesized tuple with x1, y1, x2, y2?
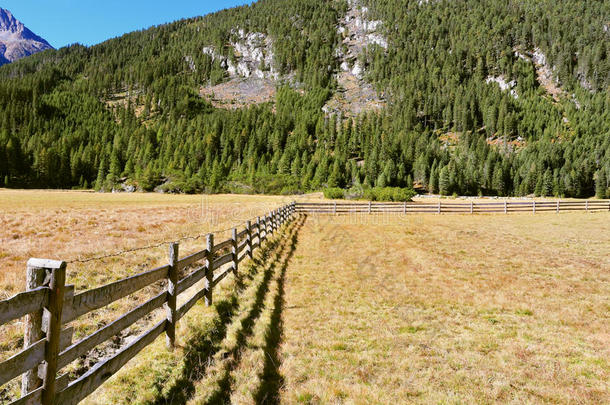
(1, 0, 252, 48)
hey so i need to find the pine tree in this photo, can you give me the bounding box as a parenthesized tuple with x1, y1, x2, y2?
(596, 169, 607, 199)
(95, 157, 107, 191)
(439, 166, 450, 196)
(542, 169, 554, 197)
(492, 164, 505, 196)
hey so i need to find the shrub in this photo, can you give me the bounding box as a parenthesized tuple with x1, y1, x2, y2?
(324, 188, 345, 199)
(361, 187, 416, 202)
(392, 188, 416, 202)
(376, 187, 395, 202)
(345, 183, 364, 200)
(363, 188, 376, 201)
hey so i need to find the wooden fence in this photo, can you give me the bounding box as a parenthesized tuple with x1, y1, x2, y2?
(296, 200, 610, 214)
(0, 202, 296, 405)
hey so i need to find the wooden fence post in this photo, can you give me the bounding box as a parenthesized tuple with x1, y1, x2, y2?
(533, 201, 536, 214)
(205, 234, 213, 306)
(368, 201, 371, 214)
(403, 201, 406, 214)
(556, 200, 560, 213)
(232, 228, 238, 275)
(39, 260, 67, 405)
(258, 216, 267, 243)
(269, 212, 273, 235)
(256, 217, 261, 246)
(333, 202, 337, 215)
(273, 211, 276, 233)
(165, 242, 179, 350)
(504, 201, 507, 214)
(585, 200, 589, 212)
(246, 220, 252, 259)
(438, 201, 441, 214)
(470, 201, 474, 214)
(22, 262, 46, 395)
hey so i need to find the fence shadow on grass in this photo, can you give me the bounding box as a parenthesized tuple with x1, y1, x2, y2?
(205, 215, 305, 404)
(252, 216, 302, 404)
(149, 226, 288, 405)
(150, 216, 304, 405)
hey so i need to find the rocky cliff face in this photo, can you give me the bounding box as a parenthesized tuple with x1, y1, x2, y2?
(199, 0, 387, 115)
(0, 8, 53, 66)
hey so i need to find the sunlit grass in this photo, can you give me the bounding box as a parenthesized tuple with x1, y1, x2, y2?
(279, 212, 610, 404)
(0, 189, 292, 401)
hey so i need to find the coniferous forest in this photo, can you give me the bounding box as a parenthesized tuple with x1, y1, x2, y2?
(0, 0, 609, 197)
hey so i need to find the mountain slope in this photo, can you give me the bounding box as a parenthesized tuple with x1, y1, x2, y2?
(0, 8, 53, 66)
(0, 0, 608, 197)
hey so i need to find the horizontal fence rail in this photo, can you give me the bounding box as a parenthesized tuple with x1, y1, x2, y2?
(0, 202, 296, 405)
(296, 200, 610, 215)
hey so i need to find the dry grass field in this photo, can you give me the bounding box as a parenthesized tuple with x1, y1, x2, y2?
(279, 213, 610, 404)
(1, 189, 609, 404)
(0, 189, 290, 297)
(0, 189, 290, 401)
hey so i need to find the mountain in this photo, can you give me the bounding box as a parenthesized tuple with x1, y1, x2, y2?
(0, 0, 608, 198)
(0, 8, 53, 66)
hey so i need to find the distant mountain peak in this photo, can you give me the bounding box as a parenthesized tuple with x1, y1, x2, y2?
(0, 7, 53, 66)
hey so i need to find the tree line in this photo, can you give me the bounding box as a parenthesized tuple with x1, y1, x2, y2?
(0, 0, 608, 197)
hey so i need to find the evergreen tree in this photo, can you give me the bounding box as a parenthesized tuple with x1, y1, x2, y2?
(596, 169, 607, 199)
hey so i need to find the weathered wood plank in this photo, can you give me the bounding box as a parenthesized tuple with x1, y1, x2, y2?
(57, 292, 167, 370)
(176, 288, 207, 321)
(55, 320, 167, 405)
(176, 249, 208, 270)
(36, 325, 71, 379)
(26, 259, 64, 270)
(212, 267, 233, 287)
(165, 243, 178, 351)
(205, 235, 213, 307)
(237, 240, 248, 254)
(231, 228, 238, 275)
(176, 266, 207, 295)
(296, 201, 610, 214)
(246, 220, 253, 260)
(212, 252, 233, 271)
(211, 239, 233, 254)
(0, 338, 46, 387)
(237, 250, 249, 263)
(22, 265, 45, 394)
(0, 288, 49, 326)
(67, 265, 169, 322)
(55, 373, 70, 392)
(41, 262, 66, 405)
(8, 386, 42, 405)
(236, 228, 248, 239)
(59, 327, 74, 353)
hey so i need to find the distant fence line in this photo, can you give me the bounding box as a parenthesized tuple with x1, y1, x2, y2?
(296, 200, 610, 214)
(0, 202, 296, 405)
